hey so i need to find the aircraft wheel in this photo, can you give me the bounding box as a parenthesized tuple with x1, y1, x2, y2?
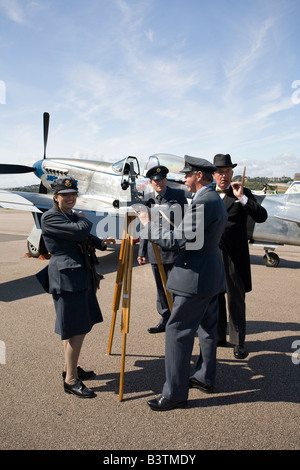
(263, 252, 279, 267)
(27, 241, 40, 258)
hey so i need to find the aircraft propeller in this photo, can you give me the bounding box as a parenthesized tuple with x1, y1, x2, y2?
(0, 163, 37, 174)
(0, 112, 50, 193)
(38, 112, 49, 193)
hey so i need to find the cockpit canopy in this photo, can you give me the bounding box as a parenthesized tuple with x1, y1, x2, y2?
(142, 153, 185, 182)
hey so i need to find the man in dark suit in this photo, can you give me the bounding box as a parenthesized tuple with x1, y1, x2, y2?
(137, 165, 187, 333)
(213, 154, 268, 359)
(137, 156, 228, 411)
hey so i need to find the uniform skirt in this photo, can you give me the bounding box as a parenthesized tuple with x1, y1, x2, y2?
(52, 278, 103, 340)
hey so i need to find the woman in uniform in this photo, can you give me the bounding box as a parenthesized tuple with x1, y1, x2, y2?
(40, 177, 115, 398)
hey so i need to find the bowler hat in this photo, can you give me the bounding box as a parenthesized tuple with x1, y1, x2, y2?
(180, 155, 217, 174)
(213, 154, 237, 168)
(146, 165, 169, 180)
(51, 177, 78, 194)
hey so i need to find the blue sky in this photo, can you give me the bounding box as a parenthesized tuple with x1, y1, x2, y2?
(1, 0, 300, 188)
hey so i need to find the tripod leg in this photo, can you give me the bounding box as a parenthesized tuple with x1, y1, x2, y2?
(152, 242, 173, 311)
(119, 215, 135, 401)
(107, 226, 127, 355)
(119, 332, 127, 401)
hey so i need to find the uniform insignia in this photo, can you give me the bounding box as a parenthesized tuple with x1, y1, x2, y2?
(65, 180, 72, 187)
(157, 168, 161, 172)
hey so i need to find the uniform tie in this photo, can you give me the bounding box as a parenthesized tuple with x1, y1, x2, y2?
(156, 194, 162, 203)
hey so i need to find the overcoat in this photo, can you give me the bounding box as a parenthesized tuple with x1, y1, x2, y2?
(220, 186, 268, 292)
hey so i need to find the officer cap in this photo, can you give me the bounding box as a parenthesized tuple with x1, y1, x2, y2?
(213, 153, 237, 168)
(51, 177, 78, 194)
(146, 165, 169, 180)
(180, 155, 217, 174)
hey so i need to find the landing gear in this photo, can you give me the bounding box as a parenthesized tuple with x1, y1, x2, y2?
(263, 250, 280, 267)
(27, 240, 40, 258)
(26, 230, 48, 258)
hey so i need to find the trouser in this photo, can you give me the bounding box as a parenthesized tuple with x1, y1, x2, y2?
(162, 293, 219, 402)
(218, 249, 246, 346)
(151, 263, 174, 320)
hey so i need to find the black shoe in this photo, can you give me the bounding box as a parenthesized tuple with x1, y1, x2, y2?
(62, 366, 95, 380)
(64, 379, 96, 398)
(217, 340, 228, 347)
(233, 345, 248, 359)
(147, 395, 187, 411)
(189, 378, 214, 394)
(148, 317, 168, 334)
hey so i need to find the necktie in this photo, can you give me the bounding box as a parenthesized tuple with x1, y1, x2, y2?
(156, 194, 162, 203)
(217, 189, 228, 194)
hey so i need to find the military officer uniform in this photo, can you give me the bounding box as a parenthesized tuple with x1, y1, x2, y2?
(138, 165, 187, 333)
(40, 178, 107, 340)
(141, 156, 228, 411)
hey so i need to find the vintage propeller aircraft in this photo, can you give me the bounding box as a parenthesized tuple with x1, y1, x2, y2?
(247, 191, 300, 266)
(0, 112, 299, 267)
(0, 112, 191, 257)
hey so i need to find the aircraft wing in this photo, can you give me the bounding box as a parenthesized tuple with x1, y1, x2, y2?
(0, 189, 120, 213)
(0, 189, 129, 240)
(0, 190, 46, 212)
(274, 215, 300, 227)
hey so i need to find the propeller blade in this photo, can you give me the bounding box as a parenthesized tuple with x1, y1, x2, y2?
(0, 164, 36, 174)
(39, 181, 48, 194)
(43, 112, 50, 159)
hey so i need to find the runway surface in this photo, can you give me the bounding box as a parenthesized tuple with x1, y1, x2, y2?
(0, 209, 299, 452)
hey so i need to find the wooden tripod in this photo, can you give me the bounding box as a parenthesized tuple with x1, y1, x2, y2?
(107, 212, 173, 401)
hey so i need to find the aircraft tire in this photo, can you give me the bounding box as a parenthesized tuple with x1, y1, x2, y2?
(263, 252, 280, 267)
(27, 241, 40, 258)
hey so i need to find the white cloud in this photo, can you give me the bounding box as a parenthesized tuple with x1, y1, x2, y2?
(145, 29, 154, 42)
(0, 0, 25, 23)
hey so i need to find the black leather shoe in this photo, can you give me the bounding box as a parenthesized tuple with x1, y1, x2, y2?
(189, 378, 214, 394)
(147, 395, 187, 411)
(62, 366, 95, 380)
(64, 379, 96, 398)
(217, 340, 228, 347)
(233, 345, 248, 359)
(148, 317, 168, 334)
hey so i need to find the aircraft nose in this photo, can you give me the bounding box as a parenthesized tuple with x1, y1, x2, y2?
(33, 160, 44, 178)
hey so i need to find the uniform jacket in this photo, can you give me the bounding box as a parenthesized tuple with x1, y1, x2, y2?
(220, 186, 268, 292)
(39, 207, 106, 294)
(143, 186, 228, 298)
(138, 186, 187, 264)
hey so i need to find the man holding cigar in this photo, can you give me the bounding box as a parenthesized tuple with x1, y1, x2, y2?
(213, 154, 268, 359)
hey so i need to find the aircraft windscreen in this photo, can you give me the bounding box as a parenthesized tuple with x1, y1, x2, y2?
(143, 154, 185, 180)
(112, 156, 140, 175)
(112, 158, 126, 174)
